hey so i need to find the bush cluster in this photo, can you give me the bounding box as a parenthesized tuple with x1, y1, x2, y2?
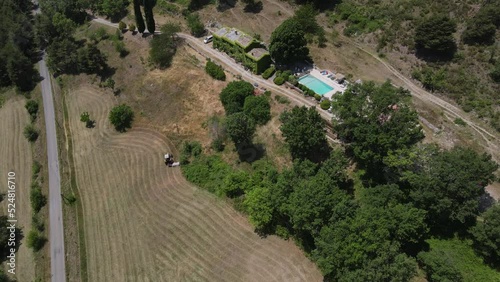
(262, 66, 276, 79)
(273, 76, 285, 85)
(205, 60, 226, 81)
(298, 83, 315, 96)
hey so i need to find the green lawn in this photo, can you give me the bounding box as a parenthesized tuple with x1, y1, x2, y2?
(427, 238, 500, 282)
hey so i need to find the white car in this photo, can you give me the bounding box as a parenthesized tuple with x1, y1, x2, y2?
(203, 35, 213, 44)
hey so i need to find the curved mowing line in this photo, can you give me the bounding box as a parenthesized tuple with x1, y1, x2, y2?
(102, 135, 310, 280)
(68, 88, 322, 281)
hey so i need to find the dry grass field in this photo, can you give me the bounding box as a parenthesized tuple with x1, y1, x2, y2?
(0, 95, 35, 282)
(66, 84, 322, 281)
(63, 25, 322, 280)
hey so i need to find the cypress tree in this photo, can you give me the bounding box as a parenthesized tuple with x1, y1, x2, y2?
(133, 0, 145, 33)
(143, 0, 156, 33)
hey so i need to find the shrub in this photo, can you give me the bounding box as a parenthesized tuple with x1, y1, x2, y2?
(417, 249, 463, 282)
(26, 230, 46, 251)
(25, 100, 39, 121)
(128, 23, 136, 33)
(180, 141, 203, 164)
(205, 60, 226, 81)
(32, 161, 41, 177)
(314, 94, 321, 101)
(109, 104, 134, 132)
(30, 183, 46, 213)
(274, 76, 285, 85)
(288, 75, 298, 86)
(454, 118, 466, 126)
(320, 99, 331, 110)
(186, 13, 205, 37)
(262, 66, 276, 79)
(211, 138, 225, 152)
(274, 95, 290, 104)
(24, 124, 39, 142)
(114, 41, 128, 57)
(80, 112, 94, 128)
(118, 21, 126, 31)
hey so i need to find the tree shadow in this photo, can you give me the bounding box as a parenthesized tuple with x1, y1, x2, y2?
(415, 45, 457, 62)
(216, 0, 237, 12)
(188, 0, 211, 11)
(478, 192, 497, 213)
(244, 1, 263, 13)
(236, 143, 266, 163)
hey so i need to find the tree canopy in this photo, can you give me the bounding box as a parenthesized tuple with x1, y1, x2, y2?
(149, 23, 180, 69)
(225, 112, 256, 146)
(109, 104, 134, 132)
(219, 81, 255, 115)
(243, 96, 271, 125)
(470, 204, 500, 265)
(269, 18, 310, 66)
(333, 81, 424, 172)
(401, 147, 498, 233)
(279, 106, 328, 160)
(414, 15, 456, 58)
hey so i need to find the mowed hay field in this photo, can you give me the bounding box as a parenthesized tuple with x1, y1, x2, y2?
(67, 85, 322, 281)
(0, 96, 35, 281)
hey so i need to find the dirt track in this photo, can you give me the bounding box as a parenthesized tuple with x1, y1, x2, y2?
(67, 85, 322, 281)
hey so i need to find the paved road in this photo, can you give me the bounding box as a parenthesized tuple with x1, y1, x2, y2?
(39, 56, 66, 282)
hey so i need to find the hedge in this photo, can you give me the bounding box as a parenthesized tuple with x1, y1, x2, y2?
(205, 60, 226, 81)
(262, 66, 276, 79)
(320, 99, 331, 110)
(274, 76, 285, 85)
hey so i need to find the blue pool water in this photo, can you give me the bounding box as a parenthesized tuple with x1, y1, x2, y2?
(298, 74, 334, 95)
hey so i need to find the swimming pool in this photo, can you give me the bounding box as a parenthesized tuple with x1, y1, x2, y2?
(298, 74, 334, 95)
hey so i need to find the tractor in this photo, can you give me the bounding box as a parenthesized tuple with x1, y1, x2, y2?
(164, 153, 180, 167)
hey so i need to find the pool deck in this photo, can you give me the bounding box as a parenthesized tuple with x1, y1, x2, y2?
(307, 69, 346, 100)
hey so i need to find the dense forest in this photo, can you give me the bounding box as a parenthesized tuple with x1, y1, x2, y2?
(182, 80, 500, 281)
(324, 0, 500, 131)
(0, 0, 39, 92)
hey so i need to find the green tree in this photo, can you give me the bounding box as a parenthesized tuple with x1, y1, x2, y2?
(313, 207, 418, 281)
(99, 0, 128, 22)
(414, 15, 456, 57)
(24, 124, 39, 142)
(244, 186, 274, 230)
(243, 96, 271, 125)
(25, 100, 39, 121)
(470, 204, 500, 265)
(118, 21, 126, 30)
(26, 230, 46, 251)
(490, 62, 500, 83)
(269, 18, 310, 66)
(219, 81, 254, 115)
(30, 184, 47, 213)
(332, 81, 424, 171)
(220, 170, 251, 197)
(225, 112, 256, 146)
(133, 0, 145, 33)
(293, 3, 319, 34)
(417, 249, 463, 282)
(143, 0, 155, 33)
(205, 60, 226, 80)
(404, 147, 498, 233)
(279, 106, 328, 160)
(285, 160, 352, 236)
(149, 24, 179, 68)
(109, 104, 134, 132)
(128, 23, 136, 32)
(186, 13, 205, 37)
